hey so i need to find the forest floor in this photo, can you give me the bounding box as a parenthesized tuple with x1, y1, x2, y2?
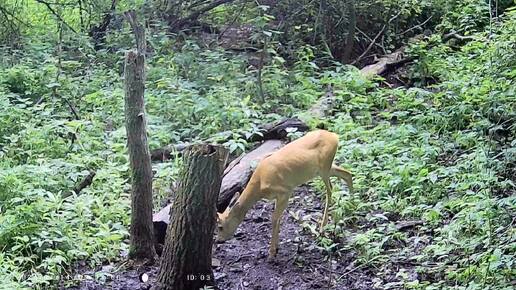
(63, 185, 396, 290)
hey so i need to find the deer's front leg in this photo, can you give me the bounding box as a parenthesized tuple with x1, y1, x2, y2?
(268, 195, 289, 260)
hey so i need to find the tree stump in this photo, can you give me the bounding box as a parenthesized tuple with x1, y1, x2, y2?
(156, 144, 228, 290)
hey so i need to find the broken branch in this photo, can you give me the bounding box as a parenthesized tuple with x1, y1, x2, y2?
(124, 10, 146, 54)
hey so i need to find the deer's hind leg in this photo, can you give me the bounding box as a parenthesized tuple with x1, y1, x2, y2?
(320, 176, 333, 231)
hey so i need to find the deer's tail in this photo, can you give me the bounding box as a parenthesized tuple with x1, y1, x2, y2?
(330, 165, 353, 192)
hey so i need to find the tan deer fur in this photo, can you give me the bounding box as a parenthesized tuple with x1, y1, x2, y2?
(216, 130, 353, 259)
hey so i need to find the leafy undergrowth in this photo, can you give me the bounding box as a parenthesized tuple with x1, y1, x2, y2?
(1, 6, 515, 290)
(315, 9, 515, 290)
(0, 28, 328, 289)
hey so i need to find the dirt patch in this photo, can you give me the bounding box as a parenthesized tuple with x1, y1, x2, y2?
(213, 186, 368, 290)
(62, 186, 385, 290)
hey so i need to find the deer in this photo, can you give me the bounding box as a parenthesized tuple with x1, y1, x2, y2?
(216, 129, 353, 260)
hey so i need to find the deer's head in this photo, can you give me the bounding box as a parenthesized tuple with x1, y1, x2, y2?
(216, 192, 241, 242)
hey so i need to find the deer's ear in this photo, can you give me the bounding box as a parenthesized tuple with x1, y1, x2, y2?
(217, 212, 223, 222)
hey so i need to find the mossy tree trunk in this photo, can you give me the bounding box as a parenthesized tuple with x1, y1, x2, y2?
(124, 11, 156, 262)
(156, 144, 228, 290)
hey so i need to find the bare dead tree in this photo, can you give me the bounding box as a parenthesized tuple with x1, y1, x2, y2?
(124, 10, 156, 263)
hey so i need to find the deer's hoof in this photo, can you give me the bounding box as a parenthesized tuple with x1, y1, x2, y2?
(267, 248, 278, 262)
(319, 221, 328, 233)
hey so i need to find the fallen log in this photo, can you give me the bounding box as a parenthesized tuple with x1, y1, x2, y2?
(442, 31, 475, 43)
(73, 170, 96, 194)
(360, 49, 414, 78)
(359, 34, 425, 78)
(396, 220, 425, 231)
(150, 117, 307, 162)
(358, 30, 476, 79)
(152, 139, 284, 246)
(247, 117, 309, 142)
(62, 170, 96, 198)
(150, 144, 189, 162)
(308, 84, 335, 119)
(153, 204, 172, 245)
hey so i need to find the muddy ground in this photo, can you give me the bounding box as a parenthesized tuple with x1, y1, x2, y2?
(63, 185, 420, 290)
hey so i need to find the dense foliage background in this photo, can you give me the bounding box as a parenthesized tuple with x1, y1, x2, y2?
(0, 0, 514, 289)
